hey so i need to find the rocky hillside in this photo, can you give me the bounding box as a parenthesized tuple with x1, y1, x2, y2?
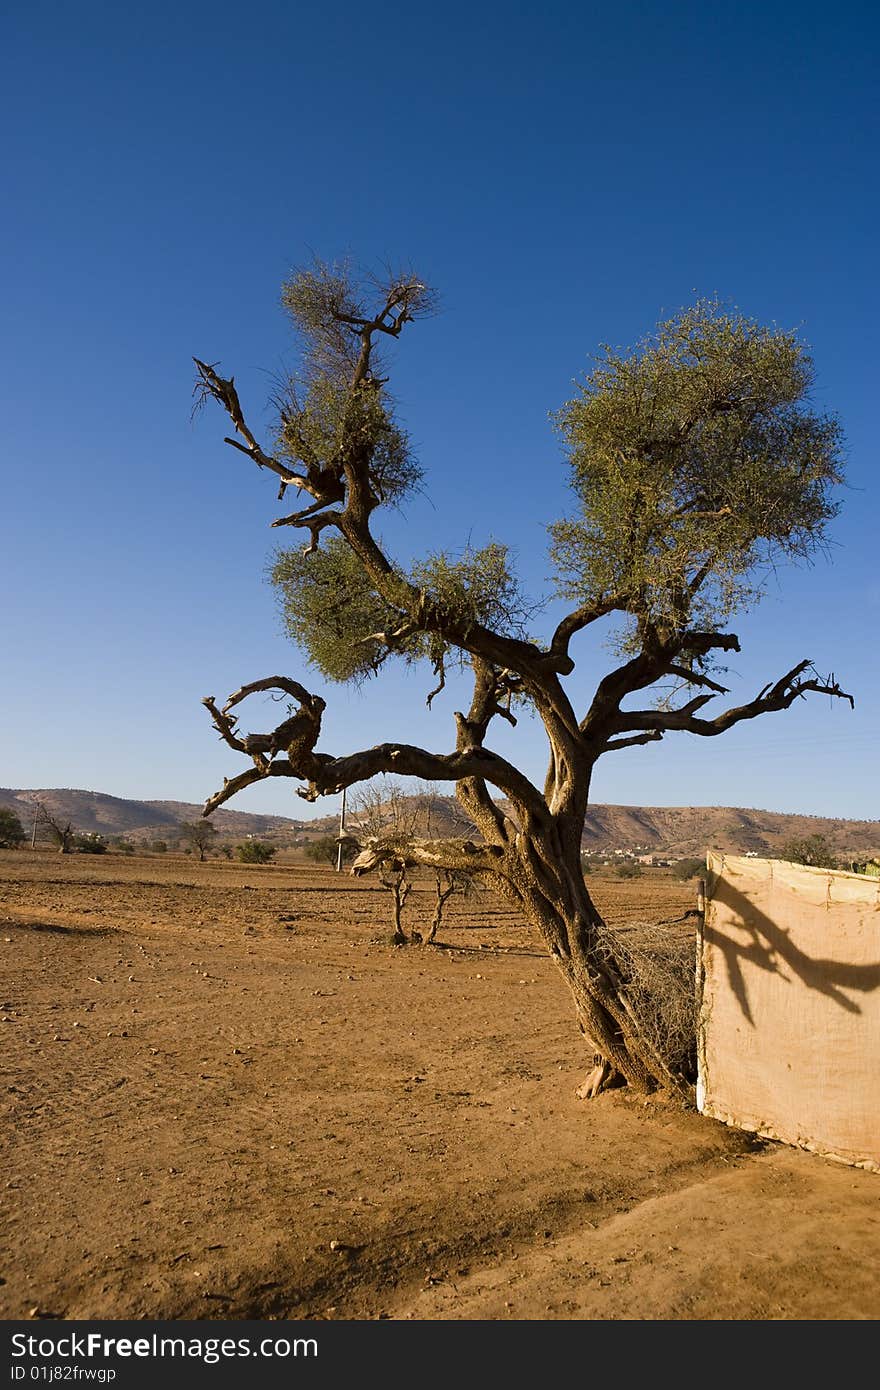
(0, 788, 302, 841)
(308, 794, 880, 859)
(577, 803, 879, 858)
(1, 788, 876, 858)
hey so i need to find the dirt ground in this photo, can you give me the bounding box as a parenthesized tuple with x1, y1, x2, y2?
(1, 850, 878, 1322)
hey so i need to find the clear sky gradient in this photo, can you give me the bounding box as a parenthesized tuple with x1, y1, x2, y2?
(3, 1, 877, 821)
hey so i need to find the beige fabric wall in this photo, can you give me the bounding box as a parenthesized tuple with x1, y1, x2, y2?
(698, 854, 880, 1171)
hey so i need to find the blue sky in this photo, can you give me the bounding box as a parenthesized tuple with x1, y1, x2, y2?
(2, 1, 877, 821)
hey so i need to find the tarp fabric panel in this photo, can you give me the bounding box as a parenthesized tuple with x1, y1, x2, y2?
(698, 854, 880, 1171)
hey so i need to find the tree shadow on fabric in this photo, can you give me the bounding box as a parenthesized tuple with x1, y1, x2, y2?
(703, 877, 880, 1025)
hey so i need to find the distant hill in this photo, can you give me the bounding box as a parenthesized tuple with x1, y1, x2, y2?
(0, 788, 302, 842)
(575, 803, 879, 858)
(304, 793, 880, 859)
(1, 787, 876, 859)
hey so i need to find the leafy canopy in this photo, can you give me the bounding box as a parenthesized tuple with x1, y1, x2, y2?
(780, 833, 839, 869)
(271, 260, 432, 513)
(267, 280, 843, 705)
(0, 808, 25, 848)
(236, 840, 276, 864)
(551, 299, 844, 647)
(271, 538, 528, 685)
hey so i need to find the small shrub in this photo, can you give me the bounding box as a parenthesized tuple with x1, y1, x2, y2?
(180, 820, 217, 861)
(615, 861, 643, 879)
(74, 833, 107, 854)
(0, 808, 25, 848)
(236, 840, 276, 864)
(304, 834, 354, 865)
(780, 834, 839, 869)
(150, 840, 168, 854)
(672, 857, 705, 881)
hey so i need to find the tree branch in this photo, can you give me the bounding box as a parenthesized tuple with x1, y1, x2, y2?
(664, 664, 731, 695)
(450, 660, 522, 847)
(601, 731, 664, 753)
(200, 676, 547, 822)
(271, 508, 343, 553)
(548, 596, 622, 666)
(350, 834, 501, 877)
(192, 360, 305, 488)
(197, 312, 583, 776)
(270, 497, 338, 529)
(608, 660, 853, 741)
(580, 631, 742, 741)
(202, 761, 299, 816)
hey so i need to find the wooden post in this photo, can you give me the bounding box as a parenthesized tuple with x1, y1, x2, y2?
(335, 787, 347, 873)
(696, 877, 706, 916)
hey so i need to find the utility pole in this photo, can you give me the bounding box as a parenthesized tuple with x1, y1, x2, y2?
(335, 786, 347, 873)
(31, 804, 38, 850)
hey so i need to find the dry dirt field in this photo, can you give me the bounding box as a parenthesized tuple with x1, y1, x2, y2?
(1, 849, 878, 1322)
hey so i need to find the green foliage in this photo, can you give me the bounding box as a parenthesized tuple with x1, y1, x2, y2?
(150, 840, 168, 854)
(271, 538, 411, 682)
(180, 820, 217, 860)
(272, 261, 430, 514)
(551, 300, 844, 647)
(304, 834, 353, 865)
(236, 840, 276, 864)
(615, 861, 643, 879)
(275, 376, 423, 509)
(412, 541, 530, 639)
(271, 536, 529, 687)
(73, 832, 107, 855)
(281, 259, 435, 385)
(780, 834, 839, 869)
(672, 857, 705, 881)
(0, 808, 25, 848)
(271, 296, 843, 702)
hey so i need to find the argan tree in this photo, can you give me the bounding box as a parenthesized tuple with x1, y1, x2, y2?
(423, 868, 482, 946)
(236, 839, 276, 864)
(180, 819, 217, 862)
(194, 263, 851, 1097)
(0, 808, 26, 848)
(29, 799, 76, 854)
(304, 834, 356, 866)
(780, 833, 839, 869)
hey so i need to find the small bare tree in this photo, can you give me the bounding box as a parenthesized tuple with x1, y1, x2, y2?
(347, 783, 484, 944)
(28, 798, 75, 854)
(422, 867, 483, 945)
(348, 781, 423, 944)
